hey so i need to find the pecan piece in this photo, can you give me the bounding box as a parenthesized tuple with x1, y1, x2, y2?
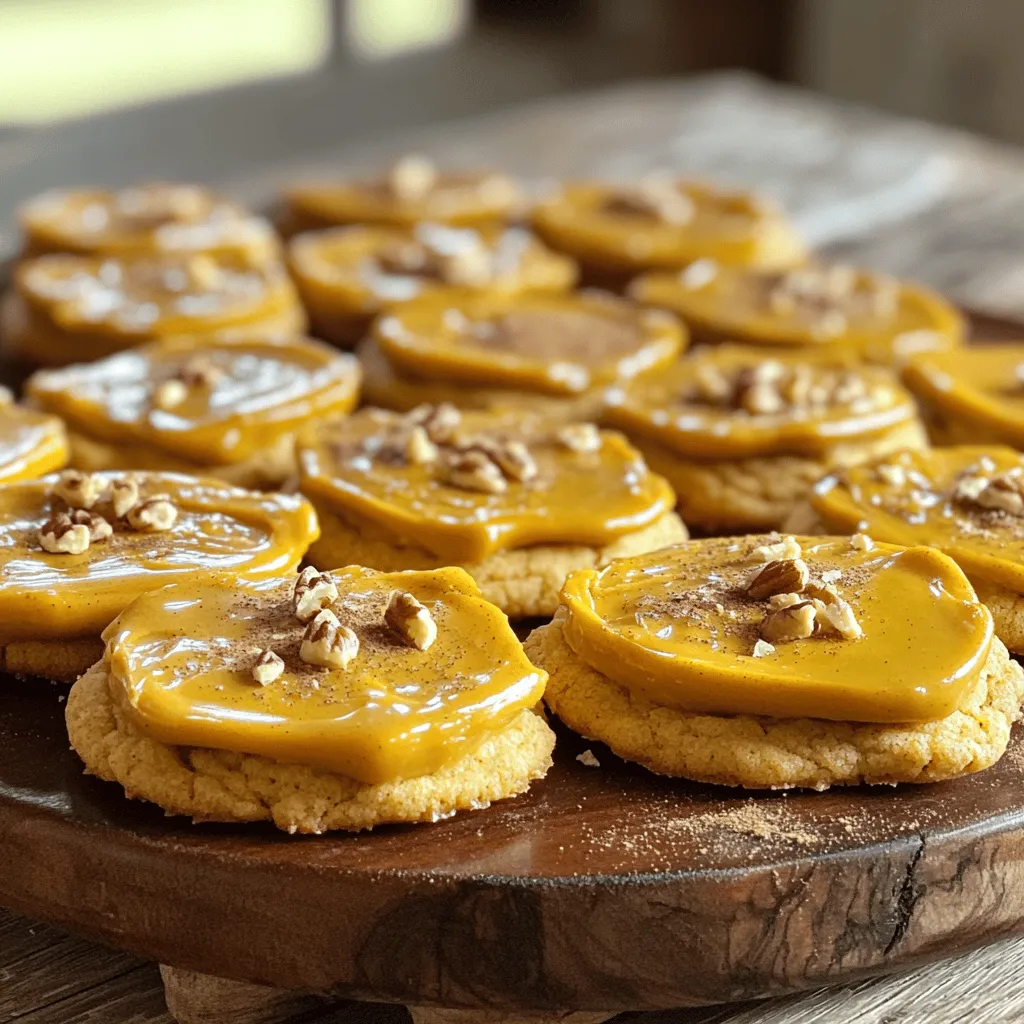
(384, 590, 437, 651)
(747, 558, 809, 600)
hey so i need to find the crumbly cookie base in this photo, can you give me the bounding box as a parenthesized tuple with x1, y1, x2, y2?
(1, 636, 104, 684)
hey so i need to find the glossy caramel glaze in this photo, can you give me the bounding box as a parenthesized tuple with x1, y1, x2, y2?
(630, 262, 964, 365)
(298, 407, 677, 563)
(374, 291, 685, 396)
(0, 402, 68, 482)
(560, 535, 992, 723)
(902, 345, 1024, 448)
(105, 566, 546, 783)
(532, 180, 807, 275)
(0, 472, 318, 643)
(811, 447, 1024, 595)
(19, 184, 280, 265)
(603, 345, 921, 459)
(27, 335, 360, 467)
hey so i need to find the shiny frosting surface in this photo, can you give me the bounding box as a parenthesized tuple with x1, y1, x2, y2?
(812, 446, 1024, 594)
(298, 407, 676, 562)
(560, 535, 992, 723)
(374, 292, 685, 395)
(630, 262, 963, 364)
(17, 252, 298, 338)
(27, 335, 360, 465)
(0, 472, 318, 642)
(0, 402, 67, 482)
(603, 345, 919, 459)
(20, 184, 278, 260)
(902, 345, 1024, 447)
(105, 566, 546, 783)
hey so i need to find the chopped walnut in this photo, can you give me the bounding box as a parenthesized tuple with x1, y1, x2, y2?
(178, 356, 225, 388)
(760, 601, 817, 643)
(767, 591, 805, 610)
(746, 558, 809, 599)
(469, 438, 537, 482)
(556, 423, 602, 453)
(384, 590, 437, 651)
(438, 449, 507, 494)
(849, 533, 874, 552)
(975, 469, 1024, 516)
(405, 425, 439, 466)
(604, 178, 694, 225)
(293, 567, 339, 623)
(692, 363, 732, 404)
(49, 470, 105, 510)
(752, 639, 776, 658)
(39, 513, 91, 555)
(407, 403, 461, 444)
(875, 463, 907, 487)
(754, 535, 802, 562)
(68, 508, 112, 542)
(813, 596, 863, 640)
(126, 494, 178, 532)
(110, 478, 141, 519)
(388, 154, 438, 202)
(954, 475, 989, 503)
(252, 649, 285, 686)
(300, 609, 360, 670)
(152, 379, 188, 411)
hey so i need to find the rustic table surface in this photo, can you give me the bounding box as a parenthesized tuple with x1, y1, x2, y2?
(4, 71, 1024, 1023)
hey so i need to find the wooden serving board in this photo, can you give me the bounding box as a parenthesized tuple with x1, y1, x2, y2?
(2, 315, 1024, 1016)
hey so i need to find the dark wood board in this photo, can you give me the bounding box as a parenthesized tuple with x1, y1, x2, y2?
(1, 314, 1024, 1014)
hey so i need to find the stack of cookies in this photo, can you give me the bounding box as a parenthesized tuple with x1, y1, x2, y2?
(0, 155, 1018, 837)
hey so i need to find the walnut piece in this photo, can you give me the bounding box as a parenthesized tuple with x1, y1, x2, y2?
(49, 470, 105, 510)
(474, 438, 537, 482)
(604, 178, 694, 225)
(126, 494, 178, 532)
(152, 379, 188, 411)
(39, 513, 91, 555)
(111, 478, 141, 519)
(384, 590, 437, 651)
(849, 533, 874, 552)
(405, 425, 439, 466)
(407, 402, 461, 444)
(760, 601, 817, 643)
(754, 535, 802, 562)
(252, 649, 285, 686)
(293, 567, 339, 623)
(747, 558, 809, 600)
(975, 469, 1024, 516)
(752, 639, 776, 658)
(68, 508, 113, 542)
(388, 154, 438, 202)
(813, 596, 863, 640)
(438, 450, 507, 494)
(179, 355, 226, 388)
(299, 609, 360, 670)
(556, 423, 602, 453)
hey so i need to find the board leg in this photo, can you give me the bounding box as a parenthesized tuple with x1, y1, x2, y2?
(159, 965, 328, 1024)
(408, 1009, 614, 1024)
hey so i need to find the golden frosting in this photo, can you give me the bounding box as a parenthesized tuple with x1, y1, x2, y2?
(6, 252, 305, 365)
(602, 345, 920, 459)
(902, 345, 1024, 448)
(298, 407, 676, 563)
(811, 447, 1024, 595)
(629, 262, 964, 365)
(19, 183, 280, 265)
(559, 535, 992, 723)
(373, 291, 685, 397)
(0, 472, 318, 643)
(532, 180, 807, 276)
(26, 335, 360, 467)
(287, 222, 577, 319)
(284, 157, 522, 231)
(0, 400, 68, 482)
(104, 566, 547, 783)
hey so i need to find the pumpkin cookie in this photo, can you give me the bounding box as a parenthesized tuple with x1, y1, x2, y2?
(287, 222, 577, 347)
(298, 405, 686, 618)
(0, 391, 67, 482)
(532, 178, 806, 289)
(0, 470, 318, 682)
(798, 446, 1024, 655)
(1, 251, 306, 367)
(630, 261, 964, 366)
(528, 534, 1024, 790)
(282, 154, 522, 235)
(602, 345, 927, 532)
(359, 289, 686, 420)
(902, 344, 1024, 447)
(18, 183, 280, 265)
(66, 566, 554, 832)
(26, 334, 360, 489)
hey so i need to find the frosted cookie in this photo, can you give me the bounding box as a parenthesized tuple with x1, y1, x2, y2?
(630, 262, 964, 366)
(528, 534, 1024, 790)
(66, 565, 555, 832)
(18, 183, 280, 265)
(532, 178, 806, 289)
(298, 405, 686, 617)
(800, 447, 1024, 654)
(1, 252, 306, 367)
(602, 345, 927, 532)
(282, 154, 523, 235)
(0, 390, 67, 482)
(0, 470, 318, 682)
(287, 222, 577, 347)
(26, 334, 360, 489)
(902, 344, 1024, 447)
(359, 290, 686, 420)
